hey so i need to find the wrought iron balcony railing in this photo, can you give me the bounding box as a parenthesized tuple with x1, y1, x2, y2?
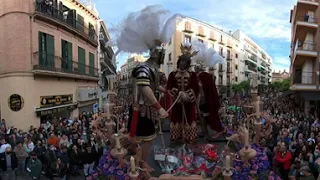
(34, 1, 98, 43)
(293, 71, 316, 84)
(32, 51, 98, 78)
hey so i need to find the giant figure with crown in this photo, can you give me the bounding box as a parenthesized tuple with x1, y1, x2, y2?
(167, 45, 199, 145)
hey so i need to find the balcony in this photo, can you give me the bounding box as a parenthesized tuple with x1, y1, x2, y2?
(291, 71, 317, 90)
(32, 51, 99, 81)
(246, 55, 258, 64)
(297, 0, 319, 11)
(99, 32, 109, 46)
(293, 41, 317, 66)
(34, 1, 98, 47)
(293, 15, 318, 42)
(245, 65, 257, 73)
(227, 66, 232, 73)
(219, 65, 224, 72)
(226, 54, 233, 60)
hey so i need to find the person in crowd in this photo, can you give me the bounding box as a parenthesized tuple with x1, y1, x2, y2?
(49, 158, 67, 180)
(81, 143, 96, 177)
(13, 141, 28, 176)
(69, 144, 81, 176)
(26, 151, 42, 180)
(48, 133, 59, 148)
(0, 147, 18, 180)
(0, 137, 11, 154)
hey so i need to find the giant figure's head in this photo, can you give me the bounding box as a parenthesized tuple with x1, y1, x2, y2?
(149, 40, 165, 66)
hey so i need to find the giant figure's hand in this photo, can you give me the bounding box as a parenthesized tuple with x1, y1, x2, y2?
(158, 107, 169, 119)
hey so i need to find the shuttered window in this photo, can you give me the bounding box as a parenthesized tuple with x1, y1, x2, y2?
(38, 32, 54, 69)
(77, 14, 84, 32)
(61, 40, 73, 72)
(89, 52, 95, 76)
(78, 47, 86, 74)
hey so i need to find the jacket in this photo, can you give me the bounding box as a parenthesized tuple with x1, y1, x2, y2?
(0, 152, 18, 172)
(27, 158, 42, 178)
(13, 146, 28, 161)
(275, 151, 292, 170)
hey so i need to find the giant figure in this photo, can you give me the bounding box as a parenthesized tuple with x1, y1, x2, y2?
(197, 69, 223, 141)
(106, 5, 178, 172)
(167, 45, 199, 144)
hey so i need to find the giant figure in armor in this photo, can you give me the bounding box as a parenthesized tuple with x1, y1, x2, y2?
(167, 45, 199, 144)
(105, 5, 179, 172)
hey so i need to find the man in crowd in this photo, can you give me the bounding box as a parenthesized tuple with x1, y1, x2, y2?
(0, 146, 18, 180)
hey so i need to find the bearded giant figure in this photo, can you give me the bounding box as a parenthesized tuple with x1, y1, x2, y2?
(167, 45, 199, 144)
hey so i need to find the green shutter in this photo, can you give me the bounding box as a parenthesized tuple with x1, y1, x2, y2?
(89, 52, 95, 76)
(61, 40, 67, 71)
(38, 32, 44, 66)
(46, 34, 54, 70)
(67, 42, 73, 72)
(78, 47, 86, 74)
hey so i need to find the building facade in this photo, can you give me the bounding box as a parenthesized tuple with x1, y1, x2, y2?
(161, 17, 273, 89)
(119, 63, 129, 95)
(97, 20, 116, 107)
(272, 70, 290, 82)
(0, 0, 100, 129)
(289, 0, 319, 113)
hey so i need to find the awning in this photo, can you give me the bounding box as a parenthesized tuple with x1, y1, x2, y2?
(299, 92, 320, 101)
(35, 102, 78, 116)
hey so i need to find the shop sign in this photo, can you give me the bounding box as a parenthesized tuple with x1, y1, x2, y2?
(40, 94, 73, 108)
(8, 94, 24, 112)
(77, 88, 98, 102)
(36, 104, 77, 116)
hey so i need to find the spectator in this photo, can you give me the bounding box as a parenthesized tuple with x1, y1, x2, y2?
(13, 142, 28, 176)
(49, 158, 67, 180)
(0, 137, 11, 154)
(0, 146, 18, 180)
(26, 151, 42, 180)
(81, 144, 97, 177)
(48, 133, 59, 147)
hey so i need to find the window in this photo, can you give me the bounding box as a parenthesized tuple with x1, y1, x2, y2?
(168, 53, 172, 61)
(185, 21, 192, 31)
(235, 64, 238, 70)
(235, 53, 238, 58)
(198, 39, 203, 43)
(219, 47, 223, 56)
(227, 50, 231, 59)
(212, 43, 214, 49)
(220, 35, 223, 42)
(219, 75, 223, 85)
(78, 47, 86, 74)
(38, 32, 55, 69)
(88, 22, 95, 40)
(184, 35, 191, 43)
(235, 76, 238, 82)
(61, 39, 73, 72)
(89, 52, 95, 76)
(77, 14, 84, 32)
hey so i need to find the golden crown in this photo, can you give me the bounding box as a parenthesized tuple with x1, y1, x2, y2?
(180, 44, 198, 57)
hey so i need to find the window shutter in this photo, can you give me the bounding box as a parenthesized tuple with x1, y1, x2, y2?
(78, 47, 86, 74)
(61, 40, 66, 70)
(67, 42, 73, 72)
(38, 32, 44, 66)
(89, 52, 94, 76)
(46, 35, 55, 69)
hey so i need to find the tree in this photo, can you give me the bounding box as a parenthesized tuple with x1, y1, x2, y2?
(269, 78, 290, 91)
(232, 80, 250, 93)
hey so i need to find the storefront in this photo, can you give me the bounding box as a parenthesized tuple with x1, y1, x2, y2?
(35, 94, 77, 123)
(77, 88, 99, 114)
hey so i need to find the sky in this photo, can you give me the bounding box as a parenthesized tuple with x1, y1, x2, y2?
(92, 0, 296, 72)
